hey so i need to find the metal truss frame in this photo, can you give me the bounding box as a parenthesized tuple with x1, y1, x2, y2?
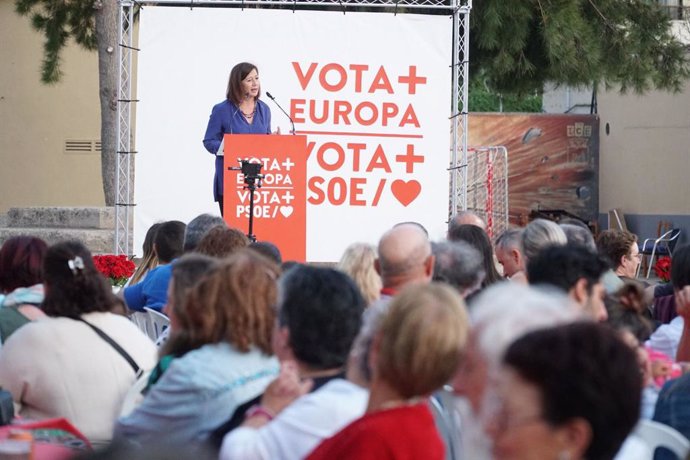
(116, 0, 471, 255)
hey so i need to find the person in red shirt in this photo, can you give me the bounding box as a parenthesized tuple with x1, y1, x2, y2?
(307, 283, 470, 459)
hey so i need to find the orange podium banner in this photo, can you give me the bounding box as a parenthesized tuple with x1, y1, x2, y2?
(223, 134, 307, 262)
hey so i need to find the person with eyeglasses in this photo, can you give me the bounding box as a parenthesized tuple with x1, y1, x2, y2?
(596, 229, 643, 283)
(486, 322, 642, 460)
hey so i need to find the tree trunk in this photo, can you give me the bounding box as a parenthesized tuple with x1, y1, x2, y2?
(95, 0, 119, 206)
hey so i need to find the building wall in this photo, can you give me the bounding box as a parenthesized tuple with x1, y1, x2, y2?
(544, 21, 690, 244)
(596, 77, 690, 244)
(0, 0, 103, 213)
(542, 83, 594, 114)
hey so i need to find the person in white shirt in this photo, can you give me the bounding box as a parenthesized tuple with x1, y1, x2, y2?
(219, 265, 367, 460)
(0, 241, 157, 445)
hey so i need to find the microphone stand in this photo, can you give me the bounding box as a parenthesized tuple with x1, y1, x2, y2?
(228, 160, 263, 242)
(266, 92, 296, 135)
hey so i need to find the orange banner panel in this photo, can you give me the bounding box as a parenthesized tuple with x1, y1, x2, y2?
(224, 134, 307, 262)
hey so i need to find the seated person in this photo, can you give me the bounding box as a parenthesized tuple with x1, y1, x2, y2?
(337, 242, 381, 306)
(144, 254, 219, 390)
(183, 213, 226, 253)
(646, 245, 690, 359)
(488, 322, 642, 460)
(596, 229, 645, 286)
(124, 220, 185, 312)
(494, 228, 527, 284)
(218, 265, 367, 459)
(653, 319, 690, 445)
(447, 224, 502, 289)
(114, 250, 280, 445)
(527, 244, 609, 322)
(195, 226, 249, 259)
(307, 283, 470, 459)
(0, 236, 48, 343)
(127, 223, 161, 286)
(0, 241, 157, 445)
(432, 240, 485, 299)
(607, 283, 676, 420)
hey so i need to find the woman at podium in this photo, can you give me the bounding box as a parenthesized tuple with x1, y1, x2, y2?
(203, 62, 272, 215)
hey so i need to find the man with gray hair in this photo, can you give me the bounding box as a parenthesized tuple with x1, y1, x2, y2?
(183, 213, 226, 253)
(560, 221, 597, 251)
(432, 241, 485, 298)
(521, 218, 567, 263)
(494, 227, 526, 282)
(445, 283, 580, 460)
(375, 223, 434, 299)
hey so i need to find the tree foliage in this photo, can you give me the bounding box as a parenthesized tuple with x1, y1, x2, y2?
(15, 0, 98, 84)
(470, 0, 690, 94)
(11, 0, 690, 207)
(15, 0, 119, 206)
(468, 76, 543, 112)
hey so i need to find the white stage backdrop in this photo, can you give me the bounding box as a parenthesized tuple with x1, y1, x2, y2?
(135, 7, 452, 261)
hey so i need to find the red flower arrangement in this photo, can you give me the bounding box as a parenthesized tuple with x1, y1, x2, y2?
(654, 256, 672, 283)
(93, 254, 136, 287)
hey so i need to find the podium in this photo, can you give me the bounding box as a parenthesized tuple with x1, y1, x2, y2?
(223, 134, 308, 262)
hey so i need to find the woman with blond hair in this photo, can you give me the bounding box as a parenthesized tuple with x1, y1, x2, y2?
(337, 242, 382, 305)
(308, 283, 469, 459)
(115, 249, 280, 445)
(128, 222, 161, 286)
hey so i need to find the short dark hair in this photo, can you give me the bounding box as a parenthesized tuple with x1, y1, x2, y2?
(560, 223, 596, 251)
(278, 265, 365, 370)
(248, 241, 282, 265)
(671, 245, 690, 290)
(226, 62, 260, 105)
(596, 230, 637, 270)
(527, 244, 609, 293)
(154, 220, 186, 264)
(447, 224, 502, 287)
(504, 322, 641, 460)
(184, 214, 226, 253)
(42, 241, 118, 318)
(0, 236, 48, 293)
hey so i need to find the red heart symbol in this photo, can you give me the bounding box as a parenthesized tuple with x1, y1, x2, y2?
(391, 180, 421, 207)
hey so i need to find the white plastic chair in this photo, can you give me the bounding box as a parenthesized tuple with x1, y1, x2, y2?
(119, 369, 152, 417)
(144, 307, 170, 340)
(636, 228, 681, 279)
(634, 419, 690, 459)
(130, 311, 154, 340)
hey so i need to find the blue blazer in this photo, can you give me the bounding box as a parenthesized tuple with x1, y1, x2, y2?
(202, 99, 271, 201)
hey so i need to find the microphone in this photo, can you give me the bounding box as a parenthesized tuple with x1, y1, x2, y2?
(266, 92, 296, 135)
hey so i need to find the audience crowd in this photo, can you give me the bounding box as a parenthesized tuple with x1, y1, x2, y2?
(0, 210, 688, 459)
